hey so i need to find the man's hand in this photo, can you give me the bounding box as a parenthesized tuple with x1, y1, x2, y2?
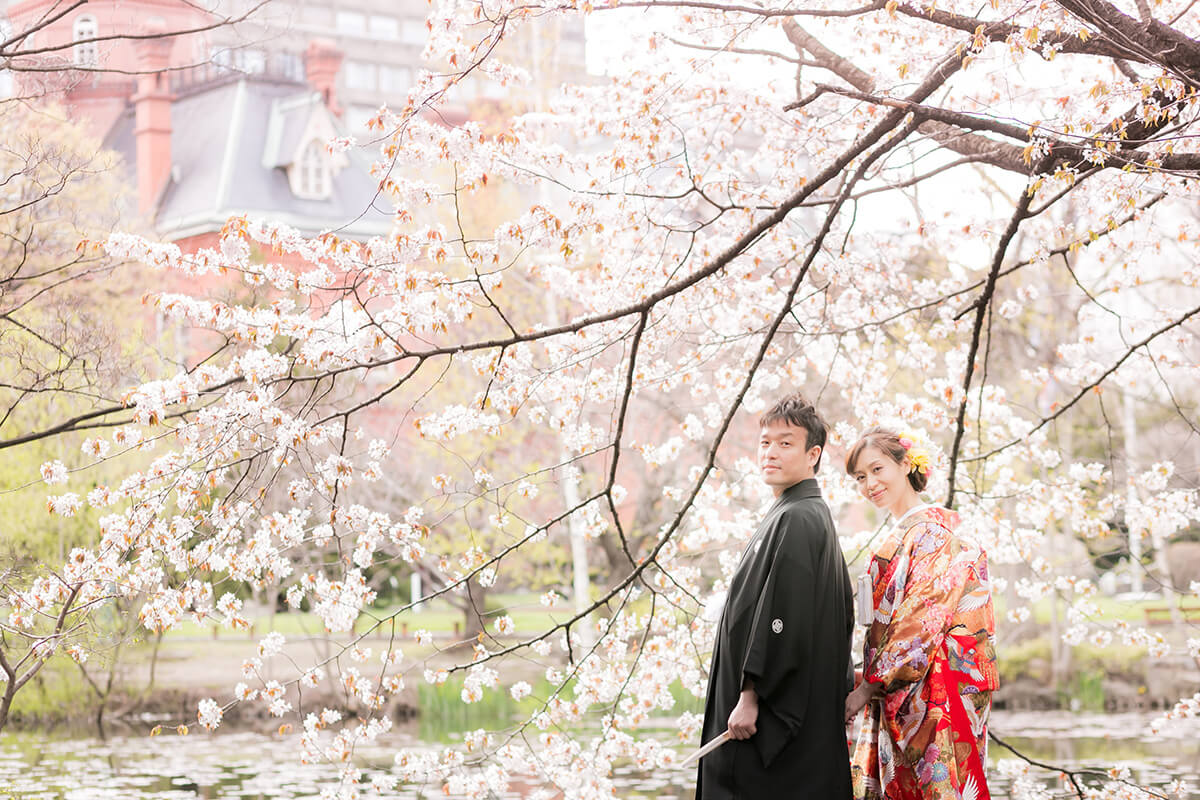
(845, 680, 881, 724)
(727, 688, 758, 739)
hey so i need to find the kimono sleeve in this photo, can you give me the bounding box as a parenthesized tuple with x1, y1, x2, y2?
(864, 521, 967, 692)
(739, 515, 819, 767)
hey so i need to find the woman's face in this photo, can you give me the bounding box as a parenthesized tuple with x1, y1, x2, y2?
(851, 445, 912, 508)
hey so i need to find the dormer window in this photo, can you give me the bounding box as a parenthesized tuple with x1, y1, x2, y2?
(293, 139, 331, 200)
(270, 97, 347, 201)
(73, 15, 98, 67)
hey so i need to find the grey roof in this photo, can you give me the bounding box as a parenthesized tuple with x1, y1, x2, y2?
(261, 91, 317, 169)
(105, 74, 393, 241)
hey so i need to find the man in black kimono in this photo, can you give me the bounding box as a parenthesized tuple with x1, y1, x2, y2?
(696, 393, 854, 799)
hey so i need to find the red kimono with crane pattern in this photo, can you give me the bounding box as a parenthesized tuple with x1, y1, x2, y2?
(850, 507, 999, 800)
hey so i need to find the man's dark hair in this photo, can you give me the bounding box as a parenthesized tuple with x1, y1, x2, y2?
(759, 393, 828, 471)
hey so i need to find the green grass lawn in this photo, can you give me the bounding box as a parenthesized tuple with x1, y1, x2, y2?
(156, 589, 1197, 645)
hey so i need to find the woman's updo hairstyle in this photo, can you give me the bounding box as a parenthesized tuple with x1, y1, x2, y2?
(844, 427, 930, 493)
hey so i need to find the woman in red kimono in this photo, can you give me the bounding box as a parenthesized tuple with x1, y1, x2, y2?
(844, 428, 999, 800)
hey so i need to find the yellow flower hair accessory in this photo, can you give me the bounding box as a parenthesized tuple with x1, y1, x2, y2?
(897, 430, 932, 476)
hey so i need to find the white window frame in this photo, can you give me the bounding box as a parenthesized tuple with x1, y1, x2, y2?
(72, 15, 98, 67)
(335, 11, 366, 35)
(239, 48, 266, 74)
(344, 60, 377, 90)
(379, 65, 412, 94)
(294, 139, 331, 200)
(369, 15, 399, 39)
(400, 20, 426, 46)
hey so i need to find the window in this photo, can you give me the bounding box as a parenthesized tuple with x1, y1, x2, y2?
(1, 21, 20, 91)
(379, 65, 411, 94)
(335, 11, 366, 34)
(296, 140, 330, 199)
(400, 19, 426, 46)
(210, 47, 266, 74)
(369, 15, 399, 39)
(7, 22, 34, 55)
(239, 48, 266, 74)
(273, 51, 304, 81)
(344, 60, 377, 90)
(72, 15, 98, 67)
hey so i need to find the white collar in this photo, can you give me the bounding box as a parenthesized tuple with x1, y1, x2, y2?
(892, 502, 937, 528)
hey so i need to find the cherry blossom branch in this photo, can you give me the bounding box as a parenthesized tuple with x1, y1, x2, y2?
(0, 377, 242, 451)
(329, 65, 949, 647)
(603, 310, 650, 568)
(245, 84, 921, 728)
(1056, 0, 1200, 85)
(788, 82, 1198, 174)
(780, 19, 1033, 172)
(897, 2, 1127, 59)
(258, 55, 970, 476)
(666, 36, 817, 65)
(797, 155, 989, 207)
(989, 730, 1088, 798)
(946, 184, 1035, 507)
(963, 302, 1200, 463)
(782, 18, 876, 91)
(606, 0, 885, 18)
(0, 582, 81, 730)
(818, 190, 1163, 338)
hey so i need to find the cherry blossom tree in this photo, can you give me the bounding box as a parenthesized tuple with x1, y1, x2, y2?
(6, 0, 1200, 796)
(0, 0, 271, 732)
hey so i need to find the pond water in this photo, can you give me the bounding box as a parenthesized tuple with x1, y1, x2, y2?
(1, 711, 1197, 798)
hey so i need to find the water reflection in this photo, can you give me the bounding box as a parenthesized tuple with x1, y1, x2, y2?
(990, 711, 1200, 797)
(0, 711, 1196, 798)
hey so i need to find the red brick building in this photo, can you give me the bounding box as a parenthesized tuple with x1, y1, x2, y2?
(6, 1, 392, 249)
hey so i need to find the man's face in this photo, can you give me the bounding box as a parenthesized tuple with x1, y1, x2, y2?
(758, 420, 820, 495)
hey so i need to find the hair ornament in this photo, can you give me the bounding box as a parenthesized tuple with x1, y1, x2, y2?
(897, 429, 932, 476)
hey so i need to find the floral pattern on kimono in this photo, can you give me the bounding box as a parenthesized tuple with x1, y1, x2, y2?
(850, 506, 999, 800)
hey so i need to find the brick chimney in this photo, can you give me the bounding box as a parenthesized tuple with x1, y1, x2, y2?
(132, 21, 175, 215)
(304, 39, 343, 116)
